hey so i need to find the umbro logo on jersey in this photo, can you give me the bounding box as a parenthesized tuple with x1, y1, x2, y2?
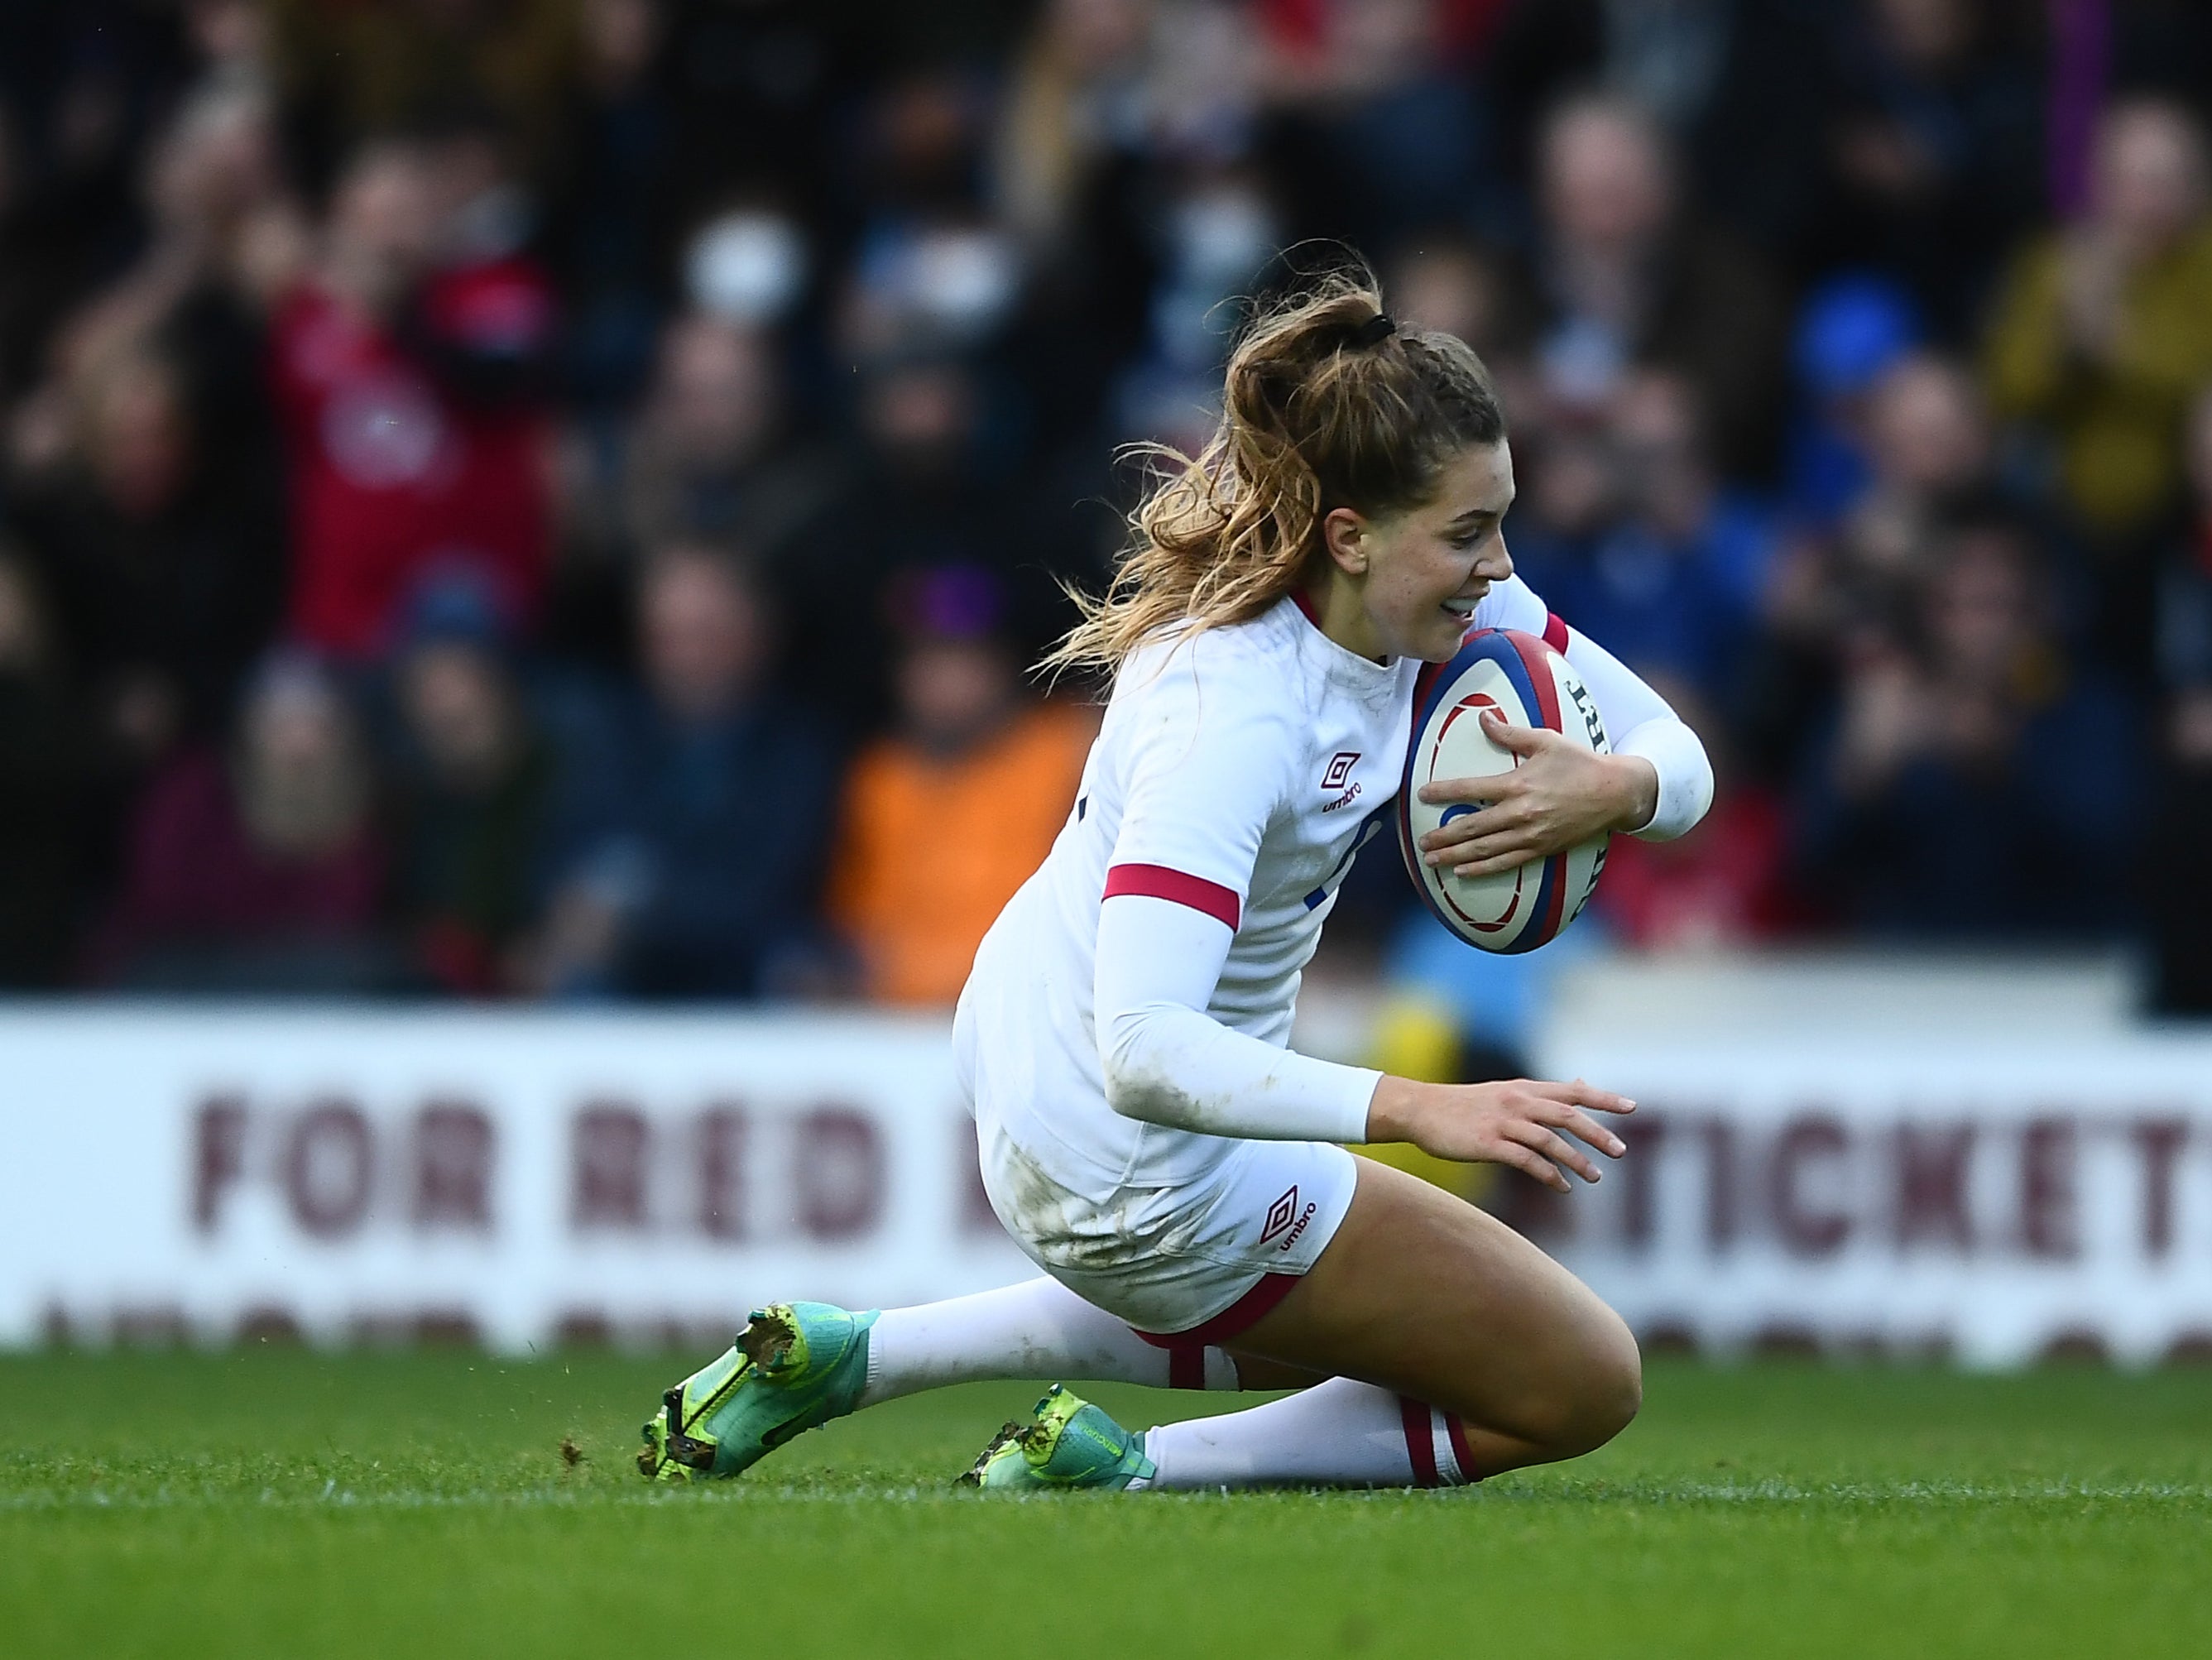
(1321, 751, 1362, 812)
(1260, 1185, 1318, 1251)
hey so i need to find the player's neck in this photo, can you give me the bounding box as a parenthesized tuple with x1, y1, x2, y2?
(1296, 575, 1389, 665)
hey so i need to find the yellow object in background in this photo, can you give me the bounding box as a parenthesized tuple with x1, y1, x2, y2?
(1348, 992, 1495, 1204)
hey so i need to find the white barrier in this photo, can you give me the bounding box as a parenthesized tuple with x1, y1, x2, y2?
(4, 986, 2210, 1364)
(1533, 957, 2212, 1366)
(0, 1005, 1026, 1351)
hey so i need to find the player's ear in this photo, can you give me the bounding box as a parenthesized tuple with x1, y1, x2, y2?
(1321, 506, 1369, 576)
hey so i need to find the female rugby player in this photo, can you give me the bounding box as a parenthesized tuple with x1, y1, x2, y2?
(641, 275, 1713, 1491)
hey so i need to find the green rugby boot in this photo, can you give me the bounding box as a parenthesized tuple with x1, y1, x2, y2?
(637, 1302, 878, 1483)
(959, 1385, 1156, 1491)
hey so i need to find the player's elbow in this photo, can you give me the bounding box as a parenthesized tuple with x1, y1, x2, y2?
(1100, 1043, 1188, 1126)
(1099, 1010, 1201, 1127)
(1621, 717, 1715, 842)
(1678, 732, 1716, 834)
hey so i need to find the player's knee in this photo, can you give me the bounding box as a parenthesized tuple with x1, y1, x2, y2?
(1585, 1327, 1643, 1447)
(1590, 1335, 1643, 1443)
(1550, 1322, 1642, 1457)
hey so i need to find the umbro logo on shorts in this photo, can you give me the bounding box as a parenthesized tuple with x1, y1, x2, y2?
(1260, 1185, 1318, 1251)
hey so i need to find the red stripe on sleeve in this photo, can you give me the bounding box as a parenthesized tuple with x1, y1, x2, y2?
(1543, 611, 1571, 655)
(1102, 863, 1241, 930)
(1399, 1397, 1440, 1489)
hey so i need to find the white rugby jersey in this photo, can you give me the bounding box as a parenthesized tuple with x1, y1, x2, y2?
(955, 577, 1710, 1201)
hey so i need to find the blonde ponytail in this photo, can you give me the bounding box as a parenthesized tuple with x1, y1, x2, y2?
(1042, 267, 1507, 679)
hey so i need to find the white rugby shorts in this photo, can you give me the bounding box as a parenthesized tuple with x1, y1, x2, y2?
(974, 1111, 1360, 1347)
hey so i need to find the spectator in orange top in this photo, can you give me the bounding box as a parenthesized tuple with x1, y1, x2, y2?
(828, 568, 1097, 1008)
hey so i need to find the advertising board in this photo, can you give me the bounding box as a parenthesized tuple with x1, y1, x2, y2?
(0, 1007, 1025, 1351)
(5, 1000, 2210, 1364)
(1532, 1029, 2212, 1365)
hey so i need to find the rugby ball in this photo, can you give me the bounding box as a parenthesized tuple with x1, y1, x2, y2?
(1398, 628, 1610, 954)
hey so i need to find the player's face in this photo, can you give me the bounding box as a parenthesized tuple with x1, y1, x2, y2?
(1360, 439, 1517, 662)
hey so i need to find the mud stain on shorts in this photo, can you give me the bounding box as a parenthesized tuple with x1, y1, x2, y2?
(985, 1134, 1214, 1275)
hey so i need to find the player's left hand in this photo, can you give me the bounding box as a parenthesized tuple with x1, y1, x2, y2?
(1414, 712, 1658, 879)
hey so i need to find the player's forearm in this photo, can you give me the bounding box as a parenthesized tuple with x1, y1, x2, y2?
(1100, 1000, 1380, 1144)
(1557, 626, 1714, 841)
(1610, 717, 1713, 840)
(1597, 751, 1661, 835)
(1093, 890, 1380, 1142)
(1363, 1074, 1428, 1145)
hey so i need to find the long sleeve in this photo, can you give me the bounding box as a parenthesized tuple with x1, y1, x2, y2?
(1477, 576, 1716, 841)
(1094, 894, 1379, 1142)
(1089, 638, 1380, 1143)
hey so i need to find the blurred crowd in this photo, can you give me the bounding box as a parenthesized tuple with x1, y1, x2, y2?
(3, 0, 2212, 1016)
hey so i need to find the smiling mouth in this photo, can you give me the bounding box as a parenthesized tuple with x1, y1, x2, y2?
(1441, 590, 1485, 622)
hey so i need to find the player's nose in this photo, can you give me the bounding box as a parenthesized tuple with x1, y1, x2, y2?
(1476, 534, 1515, 585)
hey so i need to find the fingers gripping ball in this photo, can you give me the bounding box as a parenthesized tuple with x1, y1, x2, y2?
(1397, 629, 1610, 953)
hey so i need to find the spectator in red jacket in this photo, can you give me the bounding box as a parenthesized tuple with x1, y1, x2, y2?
(267, 133, 555, 660)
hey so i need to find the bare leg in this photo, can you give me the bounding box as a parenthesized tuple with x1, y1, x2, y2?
(1219, 1355, 1328, 1390)
(1226, 1158, 1640, 1477)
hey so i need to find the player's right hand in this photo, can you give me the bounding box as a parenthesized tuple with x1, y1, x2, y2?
(1364, 1076, 1634, 1192)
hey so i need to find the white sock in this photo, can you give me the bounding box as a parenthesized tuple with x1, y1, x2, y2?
(856, 1276, 1240, 1408)
(1135, 1377, 1475, 1490)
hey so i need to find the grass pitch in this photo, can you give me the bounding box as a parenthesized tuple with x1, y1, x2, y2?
(1, 1349, 2205, 1658)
